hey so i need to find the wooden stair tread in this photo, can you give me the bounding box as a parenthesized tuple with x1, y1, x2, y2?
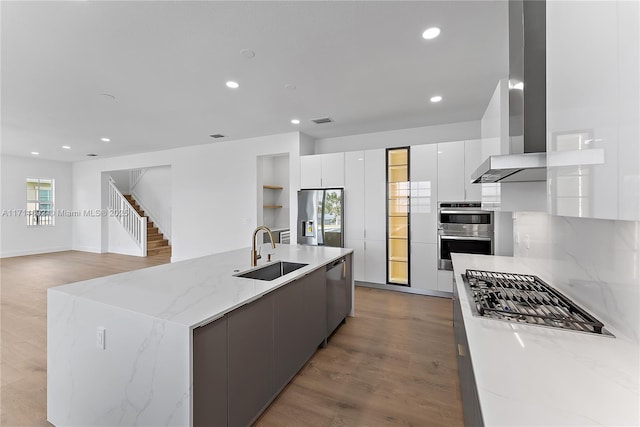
(125, 194, 172, 258)
(147, 246, 172, 256)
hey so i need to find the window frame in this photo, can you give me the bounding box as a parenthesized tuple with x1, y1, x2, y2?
(26, 177, 55, 227)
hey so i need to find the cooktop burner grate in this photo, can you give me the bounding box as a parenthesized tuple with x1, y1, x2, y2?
(463, 269, 613, 336)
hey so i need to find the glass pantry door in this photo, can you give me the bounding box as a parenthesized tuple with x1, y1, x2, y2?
(387, 148, 409, 285)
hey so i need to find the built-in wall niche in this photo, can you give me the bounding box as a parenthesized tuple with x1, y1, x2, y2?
(257, 154, 290, 241)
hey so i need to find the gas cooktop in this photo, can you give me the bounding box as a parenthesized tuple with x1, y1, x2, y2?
(462, 269, 613, 336)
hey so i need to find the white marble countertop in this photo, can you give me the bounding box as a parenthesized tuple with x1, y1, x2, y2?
(50, 245, 352, 328)
(452, 253, 639, 426)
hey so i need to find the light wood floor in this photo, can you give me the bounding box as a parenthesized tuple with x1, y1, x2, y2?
(1, 251, 463, 427)
(256, 287, 464, 427)
(0, 251, 171, 427)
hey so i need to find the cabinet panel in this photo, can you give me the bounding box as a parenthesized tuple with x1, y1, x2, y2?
(300, 156, 322, 188)
(364, 149, 386, 241)
(410, 242, 438, 291)
(345, 239, 364, 282)
(464, 140, 483, 202)
(193, 317, 227, 427)
(303, 268, 327, 352)
(363, 239, 386, 284)
(327, 258, 348, 335)
(345, 254, 353, 316)
(410, 144, 438, 244)
(274, 281, 308, 389)
(453, 290, 484, 426)
(437, 269, 454, 293)
(228, 295, 274, 427)
(344, 151, 365, 241)
(321, 152, 345, 187)
(547, 0, 640, 220)
(437, 141, 465, 202)
(617, 0, 640, 219)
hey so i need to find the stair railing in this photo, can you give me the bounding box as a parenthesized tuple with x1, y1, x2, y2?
(108, 177, 147, 256)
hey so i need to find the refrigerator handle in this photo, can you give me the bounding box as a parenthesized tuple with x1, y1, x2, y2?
(320, 190, 326, 245)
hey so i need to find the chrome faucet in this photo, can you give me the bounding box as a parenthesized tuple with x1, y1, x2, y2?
(251, 226, 276, 267)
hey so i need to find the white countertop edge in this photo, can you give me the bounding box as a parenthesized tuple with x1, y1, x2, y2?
(451, 253, 639, 427)
(50, 245, 353, 329)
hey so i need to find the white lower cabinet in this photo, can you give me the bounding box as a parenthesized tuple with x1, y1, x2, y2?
(410, 242, 437, 291)
(345, 239, 365, 282)
(437, 270, 454, 293)
(363, 239, 386, 284)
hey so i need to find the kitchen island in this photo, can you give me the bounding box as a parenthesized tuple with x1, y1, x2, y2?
(452, 253, 639, 426)
(47, 244, 353, 426)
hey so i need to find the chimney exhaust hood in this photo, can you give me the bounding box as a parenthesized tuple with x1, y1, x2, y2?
(472, 0, 547, 184)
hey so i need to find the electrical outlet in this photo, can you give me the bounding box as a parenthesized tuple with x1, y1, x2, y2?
(96, 327, 106, 350)
(515, 232, 520, 246)
(524, 234, 530, 249)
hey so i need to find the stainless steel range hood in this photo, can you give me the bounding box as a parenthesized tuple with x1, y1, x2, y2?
(472, 0, 547, 184)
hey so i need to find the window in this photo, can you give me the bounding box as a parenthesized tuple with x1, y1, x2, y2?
(26, 178, 54, 226)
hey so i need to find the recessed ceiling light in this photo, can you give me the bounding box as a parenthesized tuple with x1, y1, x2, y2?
(101, 137, 110, 142)
(291, 119, 300, 125)
(430, 95, 443, 103)
(240, 49, 255, 59)
(62, 145, 71, 150)
(284, 83, 297, 91)
(422, 27, 441, 40)
(226, 81, 239, 89)
(31, 151, 39, 155)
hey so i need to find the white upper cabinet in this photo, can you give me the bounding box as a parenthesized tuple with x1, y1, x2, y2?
(300, 153, 345, 189)
(464, 139, 483, 202)
(547, 0, 639, 220)
(437, 141, 465, 202)
(410, 144, 438, 244)
(344, 151, 365, 241)
(300, 156, 322, 188)
(320, 153, 345, 187)
(364, 149, 386, 242)
(343, 149, 386, 285)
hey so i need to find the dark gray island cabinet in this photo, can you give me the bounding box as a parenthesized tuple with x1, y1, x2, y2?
(194, 256, 351, 427)
(47, 246, 353, 427)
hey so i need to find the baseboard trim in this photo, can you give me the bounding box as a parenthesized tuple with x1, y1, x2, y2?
(355, 281, 452, 299)
(70, 246, 103, 254)
(0, 246, 72, 259)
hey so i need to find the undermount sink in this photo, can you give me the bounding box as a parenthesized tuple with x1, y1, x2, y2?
(235, 261, 308, 281)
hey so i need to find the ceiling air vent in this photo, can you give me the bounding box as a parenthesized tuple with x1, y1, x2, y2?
(209, 134, 226, 139)
(311, 117, 333, 124)
(86, 153, 98, 157)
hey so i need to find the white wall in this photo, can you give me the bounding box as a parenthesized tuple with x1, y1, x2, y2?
(313, 120, 481, 154)
(0, 155, 73, 257)
(107, 215, 142, 256)
(131, 165, 172, 240)
(107, 170, 130, 193)
(513, 212, 640, 342)
(72, 132, 301, 261)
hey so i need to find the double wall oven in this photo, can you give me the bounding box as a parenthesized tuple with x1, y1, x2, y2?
(438, 202, 494, 270)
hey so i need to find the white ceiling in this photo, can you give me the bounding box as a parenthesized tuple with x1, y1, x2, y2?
(1, 1, 508, 162)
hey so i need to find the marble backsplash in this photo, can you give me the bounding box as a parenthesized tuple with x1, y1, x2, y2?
(513, 212, 640, 342)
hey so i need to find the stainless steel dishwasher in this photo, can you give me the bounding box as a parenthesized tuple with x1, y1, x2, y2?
(326, 257, 347, 336)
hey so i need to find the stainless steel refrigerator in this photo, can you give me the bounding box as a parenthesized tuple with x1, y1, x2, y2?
(297, 188, 344, 247)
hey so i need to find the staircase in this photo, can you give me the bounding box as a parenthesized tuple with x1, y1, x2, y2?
(124, 195, 172, 257)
